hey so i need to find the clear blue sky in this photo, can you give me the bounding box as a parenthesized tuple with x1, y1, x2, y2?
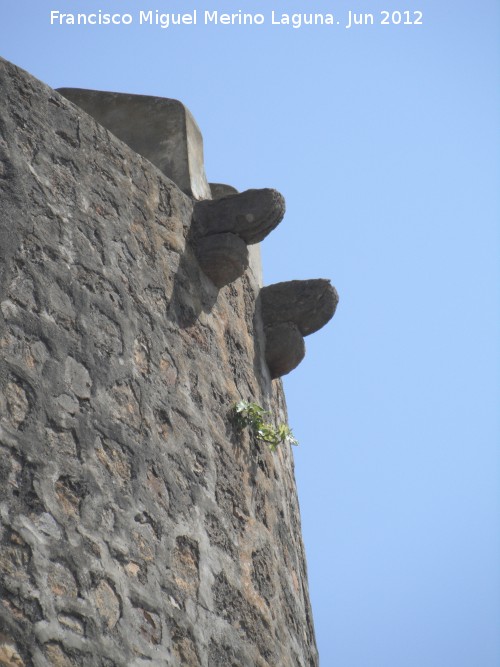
(2, 1, 499, 665)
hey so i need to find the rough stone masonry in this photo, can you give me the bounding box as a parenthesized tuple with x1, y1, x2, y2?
(0, 57, 337, 666)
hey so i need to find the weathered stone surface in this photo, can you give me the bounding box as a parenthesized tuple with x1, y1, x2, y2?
(194, 232, 249, 288)
(192, 187, 286, 244)
(264, 322, 306, 379)
(56, 87, 211, 200)
(0, 636, 25, 667)
(0, 57, 319, 666)
(92, 579, 121, 630)
(209, 182, 239, 199)
(260, 278, 339, 336)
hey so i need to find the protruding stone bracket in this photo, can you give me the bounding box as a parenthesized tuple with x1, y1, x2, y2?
(192, 188, 285, 288)
(260, 279, 339, 378)
(56, 88, 211, 200)
(192, 188, 285, 244)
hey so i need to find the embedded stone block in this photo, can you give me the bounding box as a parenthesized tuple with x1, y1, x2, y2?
(56, 88, 211, 200)
(0, 638, 25, 667)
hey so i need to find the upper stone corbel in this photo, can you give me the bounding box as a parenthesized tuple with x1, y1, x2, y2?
(191, 188, 285, 244)
(260, 279, 338, 336)
(56, 88, 211, 200)
(191, 187, 285, 288)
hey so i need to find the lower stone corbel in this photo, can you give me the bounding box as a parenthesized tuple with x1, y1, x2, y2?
(260, 279, 339, 378)
(264, 322, 306, 379)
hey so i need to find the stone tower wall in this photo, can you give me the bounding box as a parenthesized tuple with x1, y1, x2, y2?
(0, 58, 319, 666)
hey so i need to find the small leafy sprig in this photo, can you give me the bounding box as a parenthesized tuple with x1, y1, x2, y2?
(230, 400, 298, 452)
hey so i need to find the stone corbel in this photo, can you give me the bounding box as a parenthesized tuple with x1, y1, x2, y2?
(191, 187, 285, 288)
(259, 279, 339, 378)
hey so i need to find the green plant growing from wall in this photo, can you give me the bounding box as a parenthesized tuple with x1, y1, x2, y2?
(230, 400, 298, 452)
